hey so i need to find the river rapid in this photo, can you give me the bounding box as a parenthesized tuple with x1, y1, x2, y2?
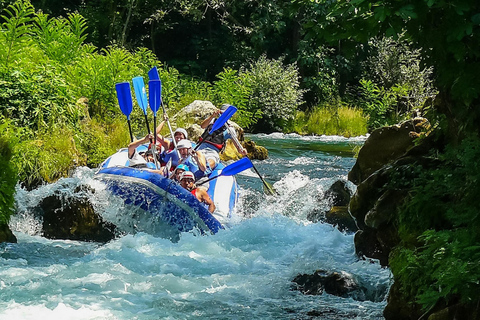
(1, 133, 391, 319)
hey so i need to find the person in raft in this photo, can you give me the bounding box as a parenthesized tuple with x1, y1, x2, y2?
(127, 134, 166, 174)
(176, 139, 210, 181)
(197, 104, 248, 170)
(179, 171, 215, 213)
(155, 114, 195, 169)
(172, 163, 189, 182)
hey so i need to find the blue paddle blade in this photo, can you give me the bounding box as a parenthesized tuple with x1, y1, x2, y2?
(148, 80, 161, 114)
(221, 157, 253, 176)
(148, 66, 160, 80)
(210, 105, 237, 134)
(132, 76, 148, 114)
(115, 82, 133, 119)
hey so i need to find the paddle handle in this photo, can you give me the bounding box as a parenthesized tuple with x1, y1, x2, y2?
(144, 114, 151, 135)
(127, 119, 133, 142)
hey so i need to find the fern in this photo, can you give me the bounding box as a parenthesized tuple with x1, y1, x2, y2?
(0, 0, 35, 69)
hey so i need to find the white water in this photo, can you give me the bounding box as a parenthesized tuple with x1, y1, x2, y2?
(2, 134, 390, 319)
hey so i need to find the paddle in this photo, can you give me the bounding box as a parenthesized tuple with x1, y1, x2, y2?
(194, 105, 238, 151)
(226, 125, 277, 195)
(132, 76, 151, 135)
(115, 82, 134, 142)
(148, 66, 178, 152)
(197, 157, 253, 186)
(148, 79, 163, 169)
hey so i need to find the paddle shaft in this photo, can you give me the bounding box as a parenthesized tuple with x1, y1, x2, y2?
(127, 119, 133, 142)
(227, 125, 276, 195)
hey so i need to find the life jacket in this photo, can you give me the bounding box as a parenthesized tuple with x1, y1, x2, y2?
(198, 123, 226, 151)
(191, 188, 197, 197)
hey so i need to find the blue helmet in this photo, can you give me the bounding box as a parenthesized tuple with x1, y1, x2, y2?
(176, 164, 189, 172)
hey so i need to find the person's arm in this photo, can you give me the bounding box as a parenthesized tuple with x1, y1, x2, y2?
(200, 109, 221, 129)
(226, 125, 248, 156)
(128, 134, 152, 158)
(198, 189, 216, 213)
(191, 149, 207, 172)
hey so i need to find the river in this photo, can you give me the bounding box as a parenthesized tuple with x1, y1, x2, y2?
(1, 133, 391, 319)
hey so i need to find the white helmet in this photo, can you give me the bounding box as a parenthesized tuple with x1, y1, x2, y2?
(176, 139, 192, 149)
(174, 128, 188, 139)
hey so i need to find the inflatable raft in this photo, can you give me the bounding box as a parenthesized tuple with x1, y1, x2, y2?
(95, 146, 239, 235)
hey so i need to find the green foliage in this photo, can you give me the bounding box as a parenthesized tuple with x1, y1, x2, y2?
(76, 117, 130, 168)
(32, 12, 92, 64)
(0, 69, 79, 130)
(289, 103, 368, 137)
(0, 0, 35, 70)
(211, 68, 256, 128)
(357, 37, 437, 131)
(297, 44, 340, 104)
(390, 136, 480, 310)
(242, 55, 305, 132)
(317, 0, 480, 135)
(0, 121, 17, 223)
(357, 79, 405, 130)
(11, 125, 86, 188)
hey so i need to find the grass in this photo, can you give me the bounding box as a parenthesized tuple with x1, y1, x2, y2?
(289, 104, 368, 137)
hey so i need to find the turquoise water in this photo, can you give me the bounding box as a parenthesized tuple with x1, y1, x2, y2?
(2, 133, 390, 319)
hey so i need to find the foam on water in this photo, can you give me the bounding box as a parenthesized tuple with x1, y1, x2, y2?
(2, 216, 389, 319)
(3, 134, 389, 319)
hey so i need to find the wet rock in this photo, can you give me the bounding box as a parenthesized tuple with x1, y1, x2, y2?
(307, 180, 357, 232)
(292, 270, 359, 297)
(383, 281, 423, 320)
(353, 228, 388, 265)
(324, 206, 358, 232)
(243, 140, 268, 160)
(348, 118, 430, 185)
(0, 222, 17, 243)
(427, 301, 480, 320)
(292, 269, 386, 302)
(40, 185, 116, 242)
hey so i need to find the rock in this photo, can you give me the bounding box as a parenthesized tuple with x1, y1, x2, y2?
(40, 186, 116, 242)
(292, 269, 386, 302)
(383, 281, 423, 320)
(308, 180, 357, 232)
(324, 206, 358, 232)
(325, 180, 352, 206)
(427, 301, 480, 320)
(0, 222, 17, 243)
(354, 228, 388, 265)
(243, 140, 268, 160)
(348, 118, 430, 185)
(292, 270, 359, 297)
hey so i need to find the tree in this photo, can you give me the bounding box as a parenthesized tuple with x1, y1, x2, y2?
(299, 0, 480, 138)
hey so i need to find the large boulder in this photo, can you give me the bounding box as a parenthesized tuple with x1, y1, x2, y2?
(348, 118, 430, 185)
(40, 185, 116, 242)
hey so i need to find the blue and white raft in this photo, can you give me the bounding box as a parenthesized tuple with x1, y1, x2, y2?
(95, 146, 239, 235)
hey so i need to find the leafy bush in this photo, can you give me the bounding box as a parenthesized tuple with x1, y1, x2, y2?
(76, 116, 130, 168)
(356, 37, 437, 130)
(242, 55, 305, 132)
(0, 122, 17, 223)
(0, 69, 79, 130)
(211, 67, 256, 128)
(297, 44, 339, 104)
(11, 125, 86, 189)
(389, 136, 480, 310)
